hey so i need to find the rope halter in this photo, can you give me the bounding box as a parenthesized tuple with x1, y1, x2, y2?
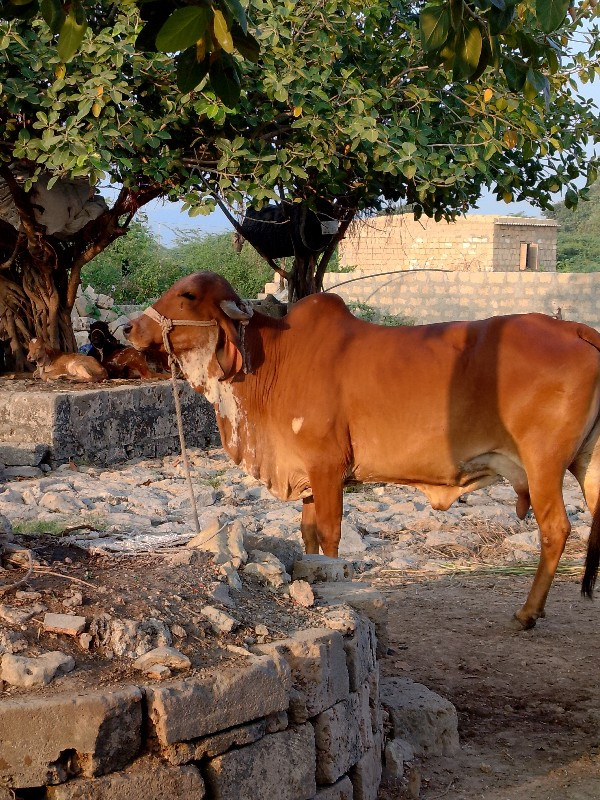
(143, 305, 217, 369)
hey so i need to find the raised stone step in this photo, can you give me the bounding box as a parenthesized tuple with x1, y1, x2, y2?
(0, 381, 218, 466)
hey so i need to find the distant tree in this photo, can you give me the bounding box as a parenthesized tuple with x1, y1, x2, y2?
(547, 183, 600, 272)
(173, 232, 273, 299)
(81, 218, 181, 304)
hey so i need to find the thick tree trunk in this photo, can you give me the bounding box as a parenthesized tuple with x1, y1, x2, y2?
(0, 251, 75, 372)
(0, 175, 161, 374)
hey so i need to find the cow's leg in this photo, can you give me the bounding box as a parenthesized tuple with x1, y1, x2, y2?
(301, 497, 319, 554)
(307, 469, 344, 557)
(514, 472, 571, 630)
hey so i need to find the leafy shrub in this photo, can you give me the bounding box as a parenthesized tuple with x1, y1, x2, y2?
(348, 301, 414, 326)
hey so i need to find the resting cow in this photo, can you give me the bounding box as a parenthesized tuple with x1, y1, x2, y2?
(126, 271, 600, 630)
(86, 321, 168, 380)
(28, 338, 107, 383)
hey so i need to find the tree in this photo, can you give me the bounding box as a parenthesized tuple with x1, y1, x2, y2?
(80, 217, 182, 303)
(82, 225, 273, 303)
(178, 0, 600, 299)
(0, 3, 248, 369)
(173, 231, 273, 298)
(0, 0, 258, 100)
(1, 0, 599, 369)
(547, 182, 600, 272)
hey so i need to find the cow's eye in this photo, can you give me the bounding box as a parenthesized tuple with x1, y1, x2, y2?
(180, 291, 196, 301)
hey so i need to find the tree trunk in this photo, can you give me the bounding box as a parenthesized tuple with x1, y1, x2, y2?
(0, 177, 162, 374)
(0, 250, 75, 372)
(287, 215, 354, 303)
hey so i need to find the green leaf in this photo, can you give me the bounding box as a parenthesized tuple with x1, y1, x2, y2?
(536, 0, 570, 33)
(489, 4, 515, 35)
(40, 0, 64, 33)
(232, 24, 260, 62)
(155, 6, 212, 54)
(453, 21, 482, 81)
(175, 46, 210, 94)
(209, 53, 241, 107)
(223, 0, 247, 34)
(420, 5, 451, 52)
(503, 60, 527, 92)
(9, 0, 35, 6)
(564, 187, 578, 209)
(57, 4, 87, 63)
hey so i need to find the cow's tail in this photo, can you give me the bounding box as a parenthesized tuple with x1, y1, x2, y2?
(578, 324, 600, 598)
(582, 500, 600, 598)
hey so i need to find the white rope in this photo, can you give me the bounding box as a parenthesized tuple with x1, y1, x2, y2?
(143, 304, 217, 538)
(170, 361, 202, 536)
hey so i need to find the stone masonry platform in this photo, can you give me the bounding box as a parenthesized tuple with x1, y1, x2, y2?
(0, 380, 219, 467)
(0, 620, 385, 800)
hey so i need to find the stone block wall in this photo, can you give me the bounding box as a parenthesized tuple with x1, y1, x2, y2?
(323, 270, 600, 329)
(0, 382, 219, 466)
(338, 214, 557, 273)
(493, 219, 557, 272)
(0, 620, 384, 800)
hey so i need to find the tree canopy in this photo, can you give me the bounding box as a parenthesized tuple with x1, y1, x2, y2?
(0, 0, 258, 101)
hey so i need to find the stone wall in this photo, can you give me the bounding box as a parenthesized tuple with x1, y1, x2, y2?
(0, 618, 384, 800)
(323, 270, 600, 329)
(0, 382, 219, 466)
(338, 214, 558, 273)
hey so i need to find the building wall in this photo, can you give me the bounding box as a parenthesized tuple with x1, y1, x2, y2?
(323, 270, 599, 329)
(338, 214, 557, 273)
(492, 219, 557, 272)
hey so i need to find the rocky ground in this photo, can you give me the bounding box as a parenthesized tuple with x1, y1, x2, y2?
(0, 447, 596, 798)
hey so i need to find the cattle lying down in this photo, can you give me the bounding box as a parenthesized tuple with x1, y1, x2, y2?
(86, 320, 169, 380)
(126, 271, 600, 630)
(27, 338, 108, 382)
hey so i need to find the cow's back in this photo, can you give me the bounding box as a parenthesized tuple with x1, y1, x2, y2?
(265, 305, 600, 489)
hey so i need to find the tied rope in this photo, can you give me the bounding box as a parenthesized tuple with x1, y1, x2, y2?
(143, 306, 217, 538)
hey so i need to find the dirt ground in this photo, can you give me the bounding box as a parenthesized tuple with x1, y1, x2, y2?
(376, 571, 600, 800)
(0, 538, 322, 700)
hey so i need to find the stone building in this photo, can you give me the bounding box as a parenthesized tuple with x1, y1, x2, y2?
(338, 214, 558, 273)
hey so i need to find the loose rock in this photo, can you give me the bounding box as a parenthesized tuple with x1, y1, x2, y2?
(133, 646, 191, 672)
(1, 651, 75, 687)
(289, 579, 315, 607)
(201, 605, 240, 634)
(43, 612, 87, 636)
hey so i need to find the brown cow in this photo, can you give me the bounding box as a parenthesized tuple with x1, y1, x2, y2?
(27, 338, 108, 383)
(126, 271, 600, 630)
(87, 321, 168, 380)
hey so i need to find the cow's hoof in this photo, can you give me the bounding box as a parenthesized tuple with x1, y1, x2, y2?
(509, 613, 537, 631)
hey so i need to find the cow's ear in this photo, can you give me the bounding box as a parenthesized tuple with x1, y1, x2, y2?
(216, 319, 243, 382)
(215, 299, 253, 381)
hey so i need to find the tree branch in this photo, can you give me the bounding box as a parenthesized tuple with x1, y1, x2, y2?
(204, 184, 291, 282)
(0, 166, 55, 267)
(66, 185, 163, 309)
